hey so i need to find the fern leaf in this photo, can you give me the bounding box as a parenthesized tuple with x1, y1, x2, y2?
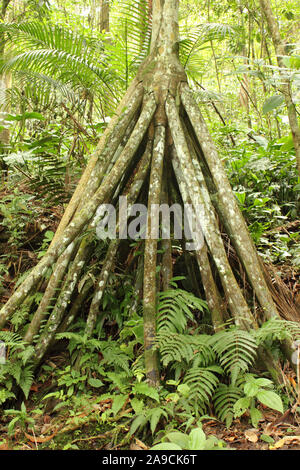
(183, 367, 221, 413)
(213, 383, 243, 427)
(210, 329, 257, 385)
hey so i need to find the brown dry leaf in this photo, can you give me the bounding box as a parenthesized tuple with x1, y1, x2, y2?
(271, 436, 300, 449)
(245, 429, 259, 443)
(130, 443, 144, 450)
(43, 414, 51, 424)
(135, 438, 149, 450)
(225, 436, 237, 442)
(24, 428, 60, 443)
(289, 377, 297, 390)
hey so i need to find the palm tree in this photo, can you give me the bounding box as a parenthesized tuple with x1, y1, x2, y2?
(0, 0, 293, 390)
(0, 21, 120, 119)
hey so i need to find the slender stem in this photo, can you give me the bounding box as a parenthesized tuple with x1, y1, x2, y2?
(24, 241, 77, 344)
(143, 123, 166, 386)
(34, 239, 91, 364)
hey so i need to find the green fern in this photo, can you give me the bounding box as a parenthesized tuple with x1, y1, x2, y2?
(179, 22, 236, 81)
(0, 331, 27, 352)
(210, 329, 257, 386)
(157, 288, 208, 333)
(255, 318, 300, 345)
(155, 332, 215, 368)
(183, 365, 223, 414)
(11, 305, 31, 330)
(130, 402, 174, 436)
(213, 383, 243, 428)
(101, 341, 131, 374)
(18, 366, 34, 399)
(0, 388, 16, 405)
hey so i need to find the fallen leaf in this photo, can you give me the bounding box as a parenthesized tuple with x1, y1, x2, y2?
(43, 414, 51, 424)
(245, 429, 259, 443)
(270, 436, 300, 449)
(135, 438, 148, 450)
(225, 436, 237, 442)
(24, 428, 60, 443)
(130, 443, 144, 450)
(289, 377, 297, 390)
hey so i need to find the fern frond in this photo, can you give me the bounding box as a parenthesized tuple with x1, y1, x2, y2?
(157, 289, 208, 333)
(0, 21, 119, 116)
(179, 23, 236, 80)
(101, 341, 131, 374)
(156, 332, 195, 366)
(156, 332, 215, 368)
(210, 329, 257, 386)
(18, 346, 35, 366)
(255, 318, 300, 345)
(0, 331, 26, 352)
(19, 366, 34, 399)
(0, 388, 16, 405)
(213, 383, 243, 427)
(183, 366, 221, 413)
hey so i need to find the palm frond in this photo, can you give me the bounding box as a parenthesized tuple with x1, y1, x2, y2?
(179, 23, 236, 80)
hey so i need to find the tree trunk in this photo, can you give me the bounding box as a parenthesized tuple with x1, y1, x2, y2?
(259, 0, 300, 176)
(99, 0, 109, 32)
(0, 0, 295, 391)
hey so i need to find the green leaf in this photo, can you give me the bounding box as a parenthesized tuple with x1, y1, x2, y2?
(132, 383, 159, 402)
(256, 390, 283, 413)
(254, 378, 273, 388)
(150, 408, 165, 434)
(244, 382, 259, 397)
(130, 414, 147, 436)
(262, 95, 284, 114)
(235, 192, 246, 205)
(130, 397, 144, 414)
(233, 397, 251, 417)
(163, 431, 189, 449)
(8, 417, 20, 436)
(111, 395, 128, 416)
(277, 134, 294, 152)
(151, 443, 182, 451)
(250, 407, 263, 428)
(5, 112, 45, 121)
(88, 378, 104, 388)
(188, 427, 207, 450)
(177, 384, 190, 397)
(260, 434, 275, 443)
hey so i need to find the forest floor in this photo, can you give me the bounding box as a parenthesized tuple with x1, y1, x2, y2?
(0, 377, 300, 451)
